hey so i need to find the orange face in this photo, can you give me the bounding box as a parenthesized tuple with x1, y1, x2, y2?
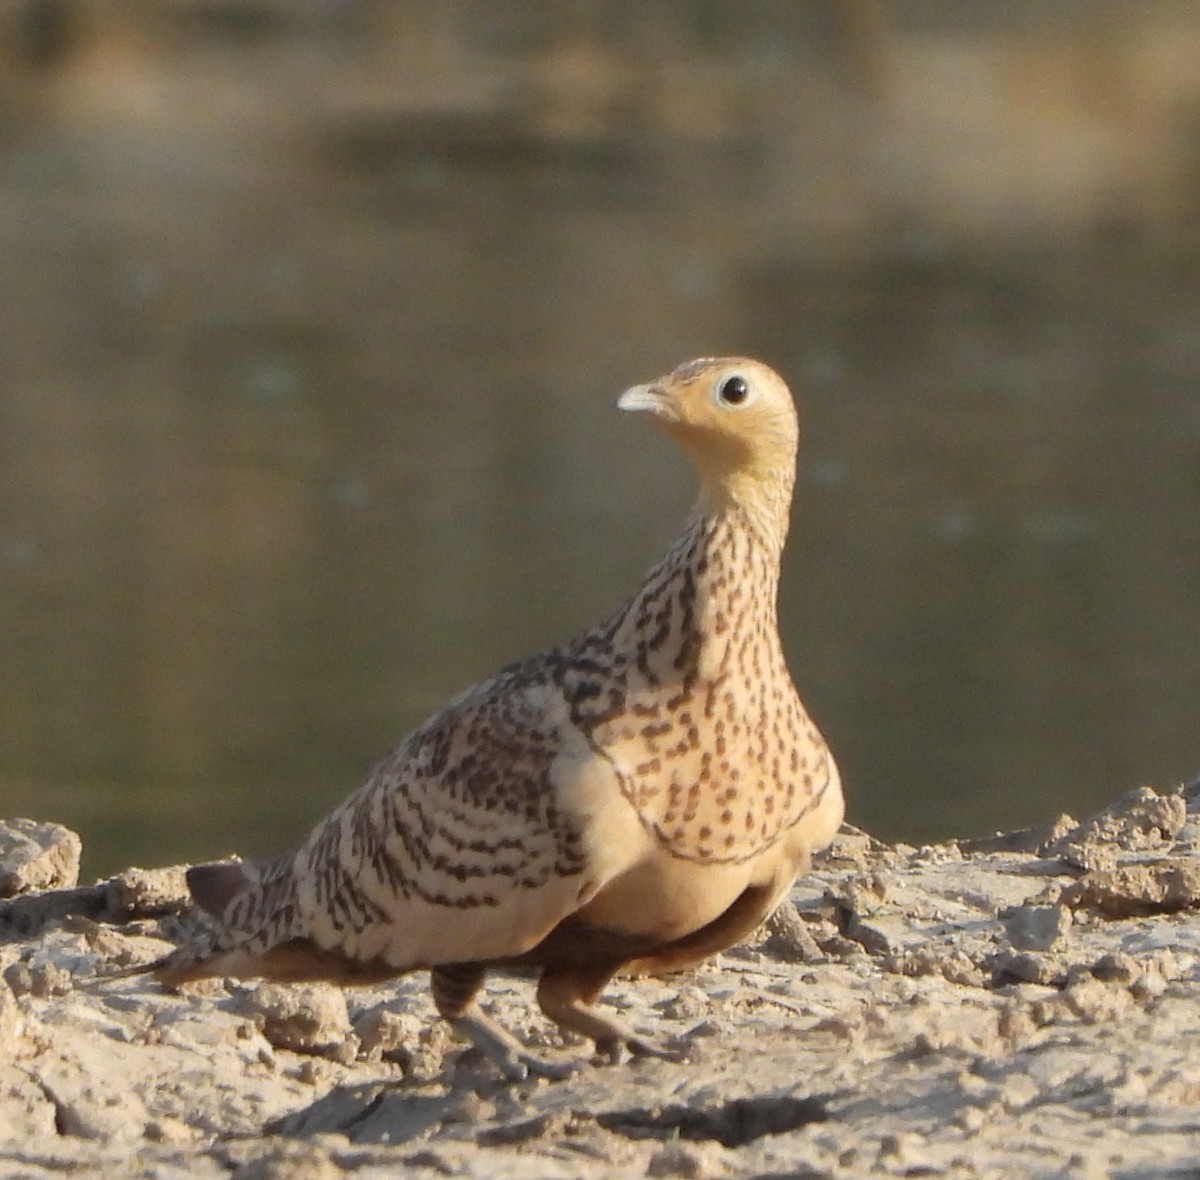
(617, 357, 799, 493)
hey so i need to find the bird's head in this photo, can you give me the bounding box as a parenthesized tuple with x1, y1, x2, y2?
(618, 357, 799, 522)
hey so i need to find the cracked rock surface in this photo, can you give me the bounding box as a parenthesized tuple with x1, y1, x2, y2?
(2, 783, 1200, 1178)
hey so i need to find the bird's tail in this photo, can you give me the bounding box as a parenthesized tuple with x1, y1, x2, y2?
(91, 852, 308, 988)
(94, 846, 395, 988)
(164, 852, 308, 983)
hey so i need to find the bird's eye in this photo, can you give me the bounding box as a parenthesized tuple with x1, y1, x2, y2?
(717, 375, 751, 407)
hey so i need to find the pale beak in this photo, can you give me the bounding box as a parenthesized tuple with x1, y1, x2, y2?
(617, 384, 671, 416)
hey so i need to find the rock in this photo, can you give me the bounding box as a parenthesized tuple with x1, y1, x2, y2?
(1050, 788, 1187, 858)
(826, 873, 897, 954)
(999, 1072, 1041, 1113)
(878, 1130, 937, 1171)
(0, 979, 26, 1057)
(441, 1090, 496, 1125)
(1003, 903, 1073, 951)
(270, 1084, 454, 1144)
(151, 1006, 258, 1052)
(646, 1142, 711, 1178)
(884, 946, 985, 987)
(991, 950, 1066, 987)
(657, 986, 711, 1021)
(475, 1109, 574, 1147)
(5, 784, 1200, 1178)
(815, 825, 892, 870)
(41, 1075, 148, 1142)
(144, 1115, 199, 1144)
(1090, 951, 1140, 983)
(386, 1021, 453, 1084)
(3, 956, 72, 998)
(1053, 841, 1119, 873)
(960, 814, 1078, 855)
(1059, 862, 1200, 918)
(0, 820, 82, 898)
(0, 864, 190, 941)
(104, 866, 192, 919)
(828, 872, 893, 912)
(1061, 977, 1133, 1024)
(84, 925, 160, 969)
(0, 885, 108, 937)
(1130, 972, 1168, 1002)
(1045, 788, 1189, 874)
(230, 1141, 343, 1180)
(996, 1001, 1039, 1046)
(235, 983, 355, 1060)
(843, 918, 893, 955)
(353, 1005, 421, 1065)
(1183, 775, 1200, 810)
(758, 902, 824, 963)
(0, 1071, 56, 1141)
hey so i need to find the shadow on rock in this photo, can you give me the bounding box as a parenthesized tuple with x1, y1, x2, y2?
(266, 1082, 457, 1145)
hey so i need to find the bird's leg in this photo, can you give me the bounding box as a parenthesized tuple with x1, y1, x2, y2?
(430, 963, 574, 1082)
(536, 963, 682, 1065)
(535, 880, 788, 1066)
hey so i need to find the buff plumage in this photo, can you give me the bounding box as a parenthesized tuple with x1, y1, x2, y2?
(145, 357, 843, 1080)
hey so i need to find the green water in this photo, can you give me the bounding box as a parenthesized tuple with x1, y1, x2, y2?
(1, 12, 1198, 879)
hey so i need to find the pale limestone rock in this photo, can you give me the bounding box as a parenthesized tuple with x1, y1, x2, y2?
(0, 820, 82, 898)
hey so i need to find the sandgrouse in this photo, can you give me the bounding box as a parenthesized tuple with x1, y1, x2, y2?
(137, 357, 843, 1080)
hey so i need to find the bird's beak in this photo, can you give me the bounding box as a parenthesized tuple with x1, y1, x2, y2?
(617, 384, 671, 417)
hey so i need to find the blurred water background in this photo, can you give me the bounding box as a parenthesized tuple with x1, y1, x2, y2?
(0, 0, 1198, 879)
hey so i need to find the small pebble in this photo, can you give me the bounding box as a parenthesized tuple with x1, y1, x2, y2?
(646, 1142, 709, 1179)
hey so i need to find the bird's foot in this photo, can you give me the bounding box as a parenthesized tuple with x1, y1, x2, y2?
(450, 1013, 577, 1083)
(516, 1052, 579, 1082)
(592, 1033, 689, 1066)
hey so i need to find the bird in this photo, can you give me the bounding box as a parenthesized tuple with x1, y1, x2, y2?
(133, 357, 843, 1080)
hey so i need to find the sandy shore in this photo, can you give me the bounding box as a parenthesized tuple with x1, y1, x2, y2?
(2, 783, 1199, 1178)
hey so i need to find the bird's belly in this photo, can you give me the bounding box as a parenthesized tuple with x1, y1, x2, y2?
(574, 851, 773, 942)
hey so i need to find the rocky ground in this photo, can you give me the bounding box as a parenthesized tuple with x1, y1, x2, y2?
(3, 783, 1200, 1179)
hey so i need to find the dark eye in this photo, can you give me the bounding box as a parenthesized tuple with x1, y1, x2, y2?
(719, 375, 749, 406)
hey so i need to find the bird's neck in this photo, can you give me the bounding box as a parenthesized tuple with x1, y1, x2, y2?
(555, 494, 794, 733)
(609, 493, 789, 691)
(693, 465, 794, 564)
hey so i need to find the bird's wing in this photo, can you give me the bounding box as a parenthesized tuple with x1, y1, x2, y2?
(288, 667, 649, 969)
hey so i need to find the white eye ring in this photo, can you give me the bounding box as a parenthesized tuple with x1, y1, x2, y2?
(714, 373, 757, 409)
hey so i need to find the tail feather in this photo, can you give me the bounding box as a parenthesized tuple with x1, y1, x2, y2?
(186, 860, 253, 918)
(83, 953, 176, 988)
(156, 938, 399, 987)
(207, 852, 301, 946)
(88, 851, 311, 990)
